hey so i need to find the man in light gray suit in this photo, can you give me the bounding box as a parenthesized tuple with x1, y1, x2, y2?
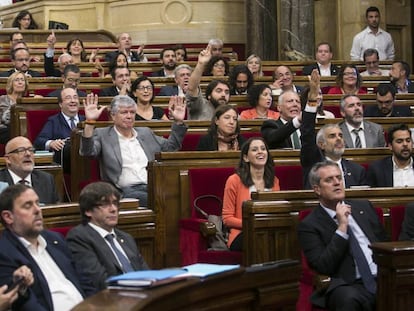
(80, 94, 187, 207)
(338, 95, 385, 148)
(67, 181, 149, 290)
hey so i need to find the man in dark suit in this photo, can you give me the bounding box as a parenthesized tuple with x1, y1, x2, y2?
(0, 48, 42, 78)
(46, 64, 87, 97)
(399, 202, 414, 240)
(338, 95, 385, 148)
(0, 184, 96, 310)
(43, 30, 74, 77)
(34, 87, 86, 173)
(301, 99, 367, 189)
(99, 67, 131, 97)
(298, 161, 387, 310)
(158, 64, 192, 96)
(150, 47, 177, 77)
(269, 65, 303, 95)
(67, 182, 149, 290)
(261, 90, 302, 149)
(367, 123, 414, 187)
(105, 32, 147, 63)
(302, 42, 339, 76)
(364, 83, 412, 117)
(390, 61, 414, 94)
(0, 136, 59, 204)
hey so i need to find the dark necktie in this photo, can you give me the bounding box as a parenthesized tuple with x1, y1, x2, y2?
(292, 130, 301, 149)
(348, 228, 376, 294)
(352, 128, 362, 148)
(105, 234, 134, 273)
(18, 179, 27, 185)
(69, 116, 76, 130)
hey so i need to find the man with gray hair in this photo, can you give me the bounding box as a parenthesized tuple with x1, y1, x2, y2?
(158, 64, 192, 96)
(80, 94, 187, 207)
(208, 38, 223, 56)
(301, 95, 366, 189)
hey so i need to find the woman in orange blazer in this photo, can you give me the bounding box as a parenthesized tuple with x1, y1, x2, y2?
(222, 137, 280, 251)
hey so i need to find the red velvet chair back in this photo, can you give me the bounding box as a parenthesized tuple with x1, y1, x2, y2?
(390, 205, 406, 241)
(26, 110, 60, 142)
(276, 165, 303, 190)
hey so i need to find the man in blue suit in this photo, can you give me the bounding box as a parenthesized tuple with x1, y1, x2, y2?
(0, 184, 96, 310)
(34, 87, 85, 173)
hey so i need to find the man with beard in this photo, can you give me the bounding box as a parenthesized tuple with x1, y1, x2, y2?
(367, 123, 414, 187)
(338, 95, 385, 148)
(186, 45, 230, 120)
(228, 65, 254, 95)
(364, 83, 412, 117)
(300, 76, 367, 189)
(151, 47, 177, 77)
(350, 6, 394, 61)
(158, 64, 192, 96)
(389, 61, 414, 93)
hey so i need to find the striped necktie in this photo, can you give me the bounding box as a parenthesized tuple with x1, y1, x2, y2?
(352, 128, 362, 148)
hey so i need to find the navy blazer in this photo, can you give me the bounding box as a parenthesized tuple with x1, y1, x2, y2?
(46, 89, 87, 98)
(261, 118, 297, 149)
(0, 169, 59, 204)
(34, 113, 85, 150)
(298, 200, 387, 307)
(67, 224, 149, 290)
(0, 229, 96, 311)
(0, 69, 42, 78)
(158, 85, 179, 96)
(150, 69, 166, 77)
(301, 111, 367, 189)
(302, 63, 339, 76)
(99, 86, 119, 97)
(43, 54, 61, 77)
(364, 105, 412, 117)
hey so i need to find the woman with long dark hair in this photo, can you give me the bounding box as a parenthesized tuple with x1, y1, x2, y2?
(222, 137, 280, 251)
(196, 105, 245, 151)
(12, 10, 39, 30)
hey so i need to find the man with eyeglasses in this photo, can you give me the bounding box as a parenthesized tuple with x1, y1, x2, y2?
(364, 83, 412, 117)
(0, 183, 96, 311)
(360, 49, 389, 76)
(269, 65, 303, 96)
(46, 64, 86, 97)
(0, 48, 42, 78)
(66, 181, 149, 290)
(150, 47, 177, 77)
(34, 87, 86, 174)
(99, 67, 131, 97)
(0, 136, 60, 204)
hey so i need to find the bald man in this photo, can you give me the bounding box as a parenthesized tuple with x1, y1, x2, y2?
(0, 136, 59, 204)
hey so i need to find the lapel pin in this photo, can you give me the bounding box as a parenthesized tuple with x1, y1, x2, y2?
(53, 240, 58, 244)
(359, 211, 364, 214)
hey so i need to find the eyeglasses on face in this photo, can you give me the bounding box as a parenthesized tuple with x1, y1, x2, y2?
(7, 147, 35, 155)
(137, 86, 153, 91)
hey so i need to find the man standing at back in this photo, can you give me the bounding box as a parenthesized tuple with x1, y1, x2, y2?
(67, 181, 149, 290)
(0, 184, 96, 310)
(350, 6, 394, 61)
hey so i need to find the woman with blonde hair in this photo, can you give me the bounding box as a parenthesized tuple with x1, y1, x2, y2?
(246, 54, 263, 78)
(0, 72, 28, 143)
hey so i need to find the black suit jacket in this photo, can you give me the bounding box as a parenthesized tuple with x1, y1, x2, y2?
(196, 132, 246, 151)
(0, 169, 60, 204)
(261, 118, 297, 149)
(44, 54, 61, 77)
(150, 69, 166, 77)
(0, 229, 96, 310)
(301, 111, 367, 189)
(105, 50, 140, 63)
(364, 105, 412, 117)
(99, 86, 119, 97)
(366, 156, 413, 188)
(400, 202, 414, 240)
(158, 85, 179, 96)
(66, 224, 149, 290)
(298, 200, 387, 307)
(0, 69, 42, 78)
(302, 63, 339, 76)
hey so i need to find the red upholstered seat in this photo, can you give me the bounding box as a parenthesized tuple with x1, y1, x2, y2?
(390, 205, 406, 241)
(48, 226, 73, 237)
(179, 167, 242, 266)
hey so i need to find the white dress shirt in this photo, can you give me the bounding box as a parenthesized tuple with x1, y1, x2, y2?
(350, 26, 395, 61)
